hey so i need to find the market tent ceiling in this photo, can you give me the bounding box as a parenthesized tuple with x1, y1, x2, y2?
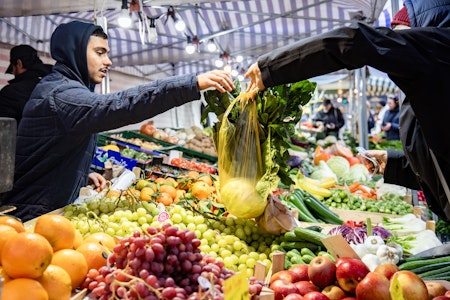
(0, 0, 392, 80)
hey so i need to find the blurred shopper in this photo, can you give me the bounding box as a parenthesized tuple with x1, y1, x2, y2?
(372, 100, 388, 134)
(381, 95, 400, 140)
(367, 100, 375, 134)
(312, 99, 344, 137)
(0, 21, 234, 221)
(0, 45, 52, 125)
(245, 0, 450, 221)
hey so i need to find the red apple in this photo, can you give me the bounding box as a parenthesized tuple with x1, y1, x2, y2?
(270, 279, 300, 300)
(336, 257, 370, 294)
(321, 285, 346, 300)
(271, 270, 301, 285)
(355, 272, 391, 300)
(389, 270, 429, 300)
(446, 291, 450, 297)
(432, 297, 450, 300)
(283, 294, 304, 300)
(293, 281, 319, 296)
(426, 281, 448, 299)
(341, 298, 357, 300)
(335, 257, 353, 268)
(308, 256, 337, 289)
(303, 291, 330, 300)
(374, 263, 400, 280)
(289, 264, 310, 281)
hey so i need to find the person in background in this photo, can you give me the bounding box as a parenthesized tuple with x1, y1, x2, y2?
(0, 21, 234, 222)
(372, 99, 388, 134)
(381, 95, 400, 140)
(312, 99, 344, 137)
(366, 100, 375, 134)
(245, 0, 450, 221)
(0, 45, 53, 125)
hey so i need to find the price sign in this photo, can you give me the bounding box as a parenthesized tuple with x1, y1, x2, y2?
(223, 271, 249, 300)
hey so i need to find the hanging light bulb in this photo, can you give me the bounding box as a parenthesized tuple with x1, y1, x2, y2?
(186, 43, 196, 54)
(235, 55, 243, 63)
(224, 64, 232, 73)
(231, 69, 239, 77)
(148, 18, 157, 43)
(215, 59, 224, 68)
(118, 0, 132, 28)
(207, 39, 217, 52)
(185, 36, 198, 54)
(174, 19, 186, 32)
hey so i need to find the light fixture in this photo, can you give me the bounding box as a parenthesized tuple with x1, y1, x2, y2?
(118, 0, 132, 28)
(148, 18, 157, 43)
(186, 36, 198, 54)
(207, 39, 217, 52)
(214, 59, 224, 68)
(224, 64, 232, 73)
(231, 69, 239, 77)
(235, 55, 243, 63)
(167, 6, 186, 32)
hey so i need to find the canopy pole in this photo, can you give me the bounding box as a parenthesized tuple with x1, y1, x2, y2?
(356, 67, 368, 149)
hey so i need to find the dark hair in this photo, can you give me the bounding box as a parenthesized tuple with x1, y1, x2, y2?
(323, 99, 332, 105)
(92, 28, 108, 39)
(18, 53, 43, 70)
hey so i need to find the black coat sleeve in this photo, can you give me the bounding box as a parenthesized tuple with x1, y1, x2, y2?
(384, 149, 421, 190)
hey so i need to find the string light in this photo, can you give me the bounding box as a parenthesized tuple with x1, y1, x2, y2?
(148, 18, 157, 43)
(167, 6, 186, 32)
(207, 39, 217, 52)
(117, 0, 132, 28)
(185, 36, 198, 54)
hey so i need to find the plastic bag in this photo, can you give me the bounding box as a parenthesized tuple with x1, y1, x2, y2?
(256, 194, 298, 235)
(217, 94, 267, 219)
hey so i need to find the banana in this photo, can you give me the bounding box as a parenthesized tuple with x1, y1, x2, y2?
(302, 176, 336, 189)
(296, 178, 332, 198)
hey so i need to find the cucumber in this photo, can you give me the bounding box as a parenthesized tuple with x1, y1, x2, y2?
(288, 191, 319, 223)
(301, 254, 315, 264)
(300, 247, 316, 257)
(293, 227, 327, 248)
(302, 192, 344, 225)
(283, 231, 300, 242)
(409, 261, 450, 275)
(305, 225, 324, 233)
(418, 265, 450, 279)
(398, 256, 450, 270)
(280, 241, 320, 252)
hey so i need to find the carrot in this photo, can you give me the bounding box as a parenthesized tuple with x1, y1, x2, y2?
(348, 182, 361, 193)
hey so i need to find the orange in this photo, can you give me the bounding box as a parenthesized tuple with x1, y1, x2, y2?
(83, 232, 116, 251)
(196, 174, 213, 186)
(191, 181, 212, 200)
(140, 186, 155, 202)
(174, 189, 186, 204)
(159, 184, 177, 199)
(155, 177, 167, 184)
(0, 266, 11, 283)
(51, 248, 88, 290)
(0, 224, 18, 265)
(187, 170, 199, 178)
(73, 230, 84, 249)
(135, 179, 151, 190)
(156, 192, 173, 206)
(37, 264, 72, 300)
(2, 278, 48, 300)
(163, 177, 178, 188)
(1, 232, 53, 279)
(106, 189, 122, 198)
(34, 214, 76, 251)
(0, 215, 25, 232)
(127, 187, 141, 199)
(76, 242, 108, 271)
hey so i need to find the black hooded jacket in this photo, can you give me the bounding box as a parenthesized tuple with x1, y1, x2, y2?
(256, 0, 450, 221)
(1, 21, 201, 221)
(0, 63, 53, 124)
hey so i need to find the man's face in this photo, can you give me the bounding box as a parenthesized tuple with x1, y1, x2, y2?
(86, 36, 112, 84)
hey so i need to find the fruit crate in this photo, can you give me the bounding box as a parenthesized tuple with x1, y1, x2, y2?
(99, 130, 218, 163)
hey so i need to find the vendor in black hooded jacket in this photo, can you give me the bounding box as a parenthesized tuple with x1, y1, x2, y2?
(245, 0, 450, 221)
(0, 21, 234, 222)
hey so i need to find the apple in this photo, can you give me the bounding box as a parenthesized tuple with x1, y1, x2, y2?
(283, 294, 304, 300)
(289, 264, 310, 281)
(355, 272, 391, 300)
(335, 257, 352, 268)
(335, 257, 370, 294)
(308, 256, 337, 289)
(341, 298, 357, 300)
(432, 297, 450, 300)
(446, 291, 450, 297)
(293, 281, 319, 296)
(426, 281, 448, 299)
(321, 285, 346, 300)
(271, 270, 301, 285)
(374, 263, 400, 280)
(303, 291, 330, 300)
(389, 270, 429, 300)
(270, 279, 300, 300)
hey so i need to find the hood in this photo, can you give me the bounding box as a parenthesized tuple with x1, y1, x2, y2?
(405, 0, 450, 28)
(50, 21, 103, 88)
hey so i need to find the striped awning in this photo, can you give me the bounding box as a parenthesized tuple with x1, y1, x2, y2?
(0, 0, 392, 80)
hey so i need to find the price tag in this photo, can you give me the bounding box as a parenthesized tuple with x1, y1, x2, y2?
(223, 271, 249, 300)
(157, 203, 170, 223)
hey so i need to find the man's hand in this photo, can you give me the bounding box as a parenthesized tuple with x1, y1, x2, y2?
(364, 150, 387, 174)
(244, 63, 265, 92)
(88, 172, 107, 192)
(197, 70, 235, 93)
